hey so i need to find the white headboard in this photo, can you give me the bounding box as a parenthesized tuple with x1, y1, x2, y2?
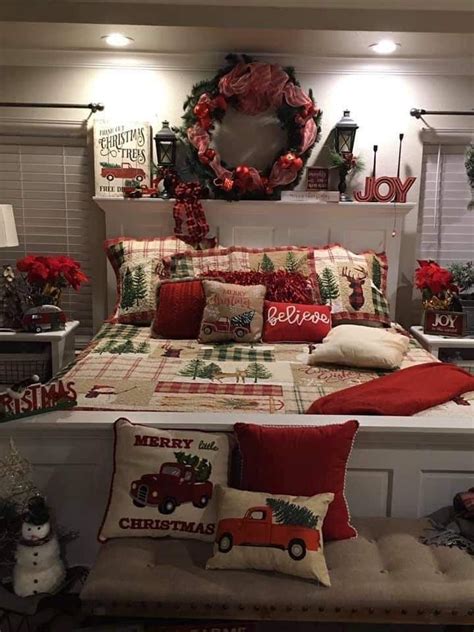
(94, 198, 413, 320)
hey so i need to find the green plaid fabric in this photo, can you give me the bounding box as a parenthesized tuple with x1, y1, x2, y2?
(200, 347, 274, 362)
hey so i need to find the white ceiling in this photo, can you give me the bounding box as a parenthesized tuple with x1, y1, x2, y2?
(0, 22, 473, 60)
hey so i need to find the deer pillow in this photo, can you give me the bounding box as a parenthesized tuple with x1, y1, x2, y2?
(199, 280, 266, 343)
(307, 324, 410, 370)
(99, 418, 230, 542)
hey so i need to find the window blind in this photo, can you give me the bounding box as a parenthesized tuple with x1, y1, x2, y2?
(418, 144, 474, 266)
(0, 142, 94, 338)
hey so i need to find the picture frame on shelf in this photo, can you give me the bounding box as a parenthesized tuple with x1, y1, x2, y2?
(307, 166, 329, 191)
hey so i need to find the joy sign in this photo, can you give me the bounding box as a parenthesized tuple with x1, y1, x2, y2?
(354, 176, 416, 203)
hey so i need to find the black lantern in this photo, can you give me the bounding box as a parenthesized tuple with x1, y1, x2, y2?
(154, 121, 177, 199)
(154, 121, 177, 167)
(334, 110, 358, 201)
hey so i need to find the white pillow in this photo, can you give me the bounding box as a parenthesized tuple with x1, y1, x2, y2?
(307, 324, 410, 370)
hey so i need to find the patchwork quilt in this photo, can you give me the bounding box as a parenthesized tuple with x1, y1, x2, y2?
(61, 324, 474, 416)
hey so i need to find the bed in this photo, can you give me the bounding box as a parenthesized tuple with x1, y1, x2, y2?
(63, 322, 474, 417)
(1, 197, 472, 567)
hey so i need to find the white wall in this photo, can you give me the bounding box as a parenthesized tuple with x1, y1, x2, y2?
(0, 61, 472, 325)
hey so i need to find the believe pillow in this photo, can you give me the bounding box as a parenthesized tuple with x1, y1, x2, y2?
(99, 418, 230, 542)
(234, 420, 359, 541)
(207, 485, 333, 586)
(151, 278, 205, 339)
(263, 301, 331, 343)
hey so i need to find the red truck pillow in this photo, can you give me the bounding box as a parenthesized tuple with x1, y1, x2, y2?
(234, 420, 358, 541)
(262, 300, 331, 343)
(99, 418, 230, 542)
(206, 485, 333, 585)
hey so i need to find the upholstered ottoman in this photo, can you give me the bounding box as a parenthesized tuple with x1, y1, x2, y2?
(80, 518, 474, 625)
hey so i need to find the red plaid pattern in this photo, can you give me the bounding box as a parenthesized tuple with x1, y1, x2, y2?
(104, 236, 194, 324)
(155, 381, 283, 396)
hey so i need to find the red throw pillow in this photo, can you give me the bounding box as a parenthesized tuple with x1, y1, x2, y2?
(201, 270, 316, 305)
(262, 300, 331, 343)
(234, 420, 359, 541)
(151, 279, 205, 339)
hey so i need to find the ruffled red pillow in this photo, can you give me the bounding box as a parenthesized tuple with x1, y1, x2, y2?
(201, 270, 316, 304)
(262, 300, 331, 343)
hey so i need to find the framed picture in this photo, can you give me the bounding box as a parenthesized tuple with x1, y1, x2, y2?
(307, 167, 329, 191)
(423, 310, 466, 337)
(93, 120, 152, 197)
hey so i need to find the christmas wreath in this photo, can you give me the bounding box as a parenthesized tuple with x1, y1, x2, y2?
(181, 54, 322, 201)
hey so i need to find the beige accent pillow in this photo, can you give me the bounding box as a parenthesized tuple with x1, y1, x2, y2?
(99, 418, 230, 542)
(206, 486, 334, 586)
(199, 280, 266, 343)
(307, 324, 410, 370)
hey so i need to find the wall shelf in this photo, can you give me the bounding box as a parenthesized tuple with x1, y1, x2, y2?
(93, 196, 414, 218)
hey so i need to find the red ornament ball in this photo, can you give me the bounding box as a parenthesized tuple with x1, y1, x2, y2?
(194, 103, 209, 118)
(235, 165, 251, 178)
(293, 157, 303, 170)
(205, 148, 216, 161)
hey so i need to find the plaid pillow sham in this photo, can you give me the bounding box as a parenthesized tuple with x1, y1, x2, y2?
(105, 236, 194, 324)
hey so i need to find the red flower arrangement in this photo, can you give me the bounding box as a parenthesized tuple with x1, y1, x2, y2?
(16, 255, 88, 306)
(415, 260, 458, 309)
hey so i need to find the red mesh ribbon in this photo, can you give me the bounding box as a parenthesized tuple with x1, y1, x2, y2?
(173, 182, 210, 248)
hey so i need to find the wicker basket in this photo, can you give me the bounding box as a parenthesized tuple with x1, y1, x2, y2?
(0, 348, 50, 384)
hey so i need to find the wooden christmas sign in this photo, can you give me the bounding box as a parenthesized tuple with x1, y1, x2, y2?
(423, 310, 466, 337)
(0, 380, 77, 422)
(150, 624, 256, 632)
(307, 166, 329, 191)
(94, 120, 152, 197)
(354, 176, 416, 203)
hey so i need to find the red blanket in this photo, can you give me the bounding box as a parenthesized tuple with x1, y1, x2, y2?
(307, 362, 474, 416)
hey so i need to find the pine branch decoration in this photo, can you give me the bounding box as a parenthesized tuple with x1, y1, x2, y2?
(266, 498, 319, 529)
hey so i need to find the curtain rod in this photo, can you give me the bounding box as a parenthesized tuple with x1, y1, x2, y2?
(0, 102, 104, 113)
(410, 108, 474, 119)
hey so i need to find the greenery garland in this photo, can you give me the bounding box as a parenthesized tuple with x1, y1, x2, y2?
(179, 54, 322, 201)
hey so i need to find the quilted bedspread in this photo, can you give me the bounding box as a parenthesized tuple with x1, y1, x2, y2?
(62, 324, 474, 416)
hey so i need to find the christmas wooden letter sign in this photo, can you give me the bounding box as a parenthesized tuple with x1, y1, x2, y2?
(354, 176, 416, 203)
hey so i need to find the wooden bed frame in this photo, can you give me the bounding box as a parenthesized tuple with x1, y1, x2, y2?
(0, 198, 472, 567)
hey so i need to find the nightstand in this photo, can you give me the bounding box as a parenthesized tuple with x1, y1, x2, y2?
(0, 321, 79, 384)
(410, 325, 474, 374)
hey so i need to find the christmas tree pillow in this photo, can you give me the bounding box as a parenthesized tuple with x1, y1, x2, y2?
(99, 418, 230, 542)
(199, 280, 266, 343)
(309, 244, 390, 326)
(235, 420, 359, 541)
(206, 485, 333, 586)
(105, 236, 194, 325)
(262, 300, 332, 343)
(151, 278, 206, 339)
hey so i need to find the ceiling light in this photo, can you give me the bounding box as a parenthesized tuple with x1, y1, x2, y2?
(102, 33, 134, 48)
(369, 40, 399, 55)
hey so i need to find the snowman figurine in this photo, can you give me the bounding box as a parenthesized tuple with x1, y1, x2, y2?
(13, 496, 66, 597)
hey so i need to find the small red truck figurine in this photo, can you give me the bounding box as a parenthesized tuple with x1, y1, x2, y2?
(216, 505, 320, 561)
(100, 162, 147, 182)
(129, 462, 213, 515)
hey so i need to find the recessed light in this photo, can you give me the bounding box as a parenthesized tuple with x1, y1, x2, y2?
(369, 40, 400, 55)
(102, 33, 134, 48)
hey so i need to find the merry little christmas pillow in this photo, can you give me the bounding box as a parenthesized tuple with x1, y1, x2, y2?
(206, 486, 334, 586)
(199, 280, 266, 343)
(99, 418, 230, 542)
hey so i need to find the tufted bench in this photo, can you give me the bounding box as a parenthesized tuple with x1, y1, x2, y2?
(80, 517, 474, 625)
